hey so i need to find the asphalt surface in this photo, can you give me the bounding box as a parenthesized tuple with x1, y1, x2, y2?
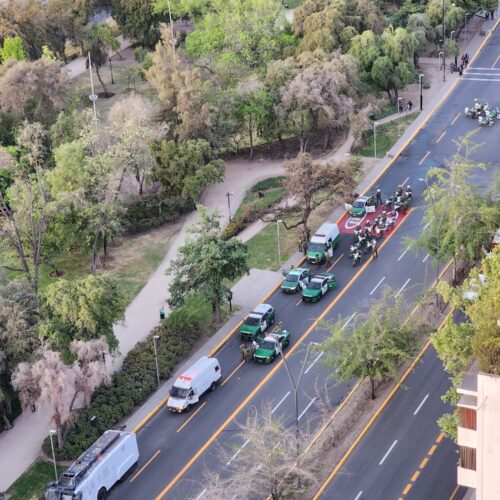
(109, 25, 500, 500)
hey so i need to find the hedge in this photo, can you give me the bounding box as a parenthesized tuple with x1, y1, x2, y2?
(42, 299, 207, 461)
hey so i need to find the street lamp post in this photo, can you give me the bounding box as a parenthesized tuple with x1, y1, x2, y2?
(49, 429, 58, 482)
(442, 0, 446, 82)
(419, 74, 424, 111)
(153, 335, 160, 387)
(225, 191, 234, 222)
(87, 53, 98, 120)
(277, 219, 283, 268)
(438, 52, 445, 81)
(465, 13, 471, 41)
(373, 121, 378, 159)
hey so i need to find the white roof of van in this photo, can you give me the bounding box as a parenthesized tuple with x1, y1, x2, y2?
(178, 356, 217, 383)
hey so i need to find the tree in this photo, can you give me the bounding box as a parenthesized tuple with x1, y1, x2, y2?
(276, 153, 356, 245)
(152, 138, 224, 201)
(0, 123, 50, 294)
(167, 207, 249, 322)
(320, 289, 416, 399)
(0, 58, 69, 124)
(426, 0, 464, 33)
(279, 54, 359, 151)
(41, 275, 125, 352)
(83, 23, 119, 97)
(0, 36, 26, 62)
(112, 0, 163, 47)
(153, 0, 212, 19)
(202, 404, 318, 500)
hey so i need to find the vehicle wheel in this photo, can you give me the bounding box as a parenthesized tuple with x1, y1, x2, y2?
(210, 381, 217, 392)
(270, 317, 275, 325)
(97, 487, 107, 500)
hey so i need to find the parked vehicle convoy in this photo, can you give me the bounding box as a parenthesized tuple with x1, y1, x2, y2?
(281, 267, 311, 293)
(167, 357, 222, 413)
(253, 329, 290, 364)
(301, 273, 337, 303)
(44, 430, 139, 500)
(239, 303, 275, 341)
(306, 222, 340, 264)
(345, 195, 376, 218)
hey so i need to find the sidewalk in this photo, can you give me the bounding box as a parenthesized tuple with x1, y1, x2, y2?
(1, 12, 497, 492)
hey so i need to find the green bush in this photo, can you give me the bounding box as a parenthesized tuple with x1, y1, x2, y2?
(221, 218, 247, 240)
(124, 194, 193, 233)
(41, 301, 204, 461)
(250, 176, 285, 192)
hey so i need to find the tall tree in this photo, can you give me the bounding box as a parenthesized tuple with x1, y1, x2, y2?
(320, 289, 416, 399)
(167, 207, 249, 322)
(83, 23, 119, 97)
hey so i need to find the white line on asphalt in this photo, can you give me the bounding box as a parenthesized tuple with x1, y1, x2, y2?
(461, 77, 500, 82)
(298, 398, 317, 421)
(466, 67, 500, 70)
(422, 253, 430, 263)
(413, 394, 430, 415)
(226, 439, 250, 465)
(463, 72, 500, 76)
(194, 488, 207, 500)
(395, 278, 411, 298)
(423, 222, 431, 230)
(379, 439, 398, 465)
(370, 276, 386, 296)
(354, 491, 363, 500)
(341, 312, 357, 330)
(397, 247, 410, 262)
(271, 391, 290, 414)
(305, 352, 324, 374)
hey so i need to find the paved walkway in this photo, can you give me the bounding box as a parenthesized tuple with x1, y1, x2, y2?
(1, 11, 497, 492)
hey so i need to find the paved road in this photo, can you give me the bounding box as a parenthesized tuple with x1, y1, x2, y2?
(317, 25, 500, 500)
(109, 23, 500, 500)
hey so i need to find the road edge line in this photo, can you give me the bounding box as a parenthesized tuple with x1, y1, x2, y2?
(312, 309, 453, 499)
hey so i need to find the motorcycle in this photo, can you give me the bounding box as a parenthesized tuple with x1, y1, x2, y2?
(478, 115, 494, 127)
(352, 250, 361, 267)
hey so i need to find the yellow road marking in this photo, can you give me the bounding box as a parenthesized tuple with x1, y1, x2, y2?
(428, 444, 437, 455)
(449, 484, 460, 500)
(156, 215, 409, 499)
(403, 483, 413, 495)
(411, 470, 421, 482)
(221, 361, 245, 387)
(436, 432, 445, 443)
(327, 253, 344, 272)
(436, 131, 446, 143)
(176, 402, 207, 433)
(418, 151, 430, 165)
(450, 112, 460, 127)
(129, 449, 161, 482)
(419, 457, 429, 469)
(492, 54, 500, 68)
(312, 307, 453, 499)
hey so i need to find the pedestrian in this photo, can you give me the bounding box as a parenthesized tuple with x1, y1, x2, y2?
(372, 240, 378, 259)
(408, 100, 413, 111)
(486, 11, 490, 20)
(227, 290, 233, 312)
(459, 64, 463, 76)
(399, 102, 404, 113)
(490, 9, 495, 19)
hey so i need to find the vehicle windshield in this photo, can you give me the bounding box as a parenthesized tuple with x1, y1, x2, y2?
(352, 200, 365, 208)
(259, 341, 276, 351)
(309, 280, 323, 290)
(245, 316, 261, 326)
(285, 273, 299, 282)
(308, 243, 324, 252)
(170, 386, 189, 398)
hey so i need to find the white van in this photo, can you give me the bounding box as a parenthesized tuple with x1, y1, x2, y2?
(45, 430, 138, 500)
(167, 356, 222, 413)
(307, 222, 340, 264)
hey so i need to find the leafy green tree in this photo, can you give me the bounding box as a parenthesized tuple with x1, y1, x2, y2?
(167, 207, 249, 322)
(320, 289, 416, 400)
(83, 23, 119, 97)
(41, 276, 125, 352)
(0, 36, 26, 62)
(153, 0, 212, 19)
(426, 0, 464, 33)
(152, 139, 224, 200)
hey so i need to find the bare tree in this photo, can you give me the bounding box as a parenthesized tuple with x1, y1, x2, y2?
(201, 405, 318, 500)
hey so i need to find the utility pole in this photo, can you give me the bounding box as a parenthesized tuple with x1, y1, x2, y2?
(442, 0, 446, 82)
(225, 191, 234, 222)
(419, 74, 424, 111)
(88, 53, 98, 120)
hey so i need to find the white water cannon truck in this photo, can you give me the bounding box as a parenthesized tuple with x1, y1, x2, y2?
(44, 430, 139, 500)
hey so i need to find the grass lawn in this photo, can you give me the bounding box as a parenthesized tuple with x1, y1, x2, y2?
(233, 177, 286, 221)
(353, 112, 420, 158)
(7, 460, 66, 500)
(2, 222, 176, 305)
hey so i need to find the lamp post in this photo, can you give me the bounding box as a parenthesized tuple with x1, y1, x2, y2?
(49, 429, 58, 482)
(225, 191, 234, 222)
(153, 335, 160, 387)
(109, 58, 114, 84)
(442, 0, 446, 82)
(465, 13, 471, 41)
(438, 52, 445, 81)
(373, 121, 378, 159)
(87, 53, 98, 120)
(277, 219, 283, 268)
(278, 341, 319, 458)
(419, 74, 424, 111)
(451, 30, 456, 40)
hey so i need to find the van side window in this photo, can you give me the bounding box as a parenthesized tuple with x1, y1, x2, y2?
(215, 366, 220, 372)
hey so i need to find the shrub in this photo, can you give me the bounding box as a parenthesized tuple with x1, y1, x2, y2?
(42, 300, 204, 460)
(124, 194, 193, 233)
